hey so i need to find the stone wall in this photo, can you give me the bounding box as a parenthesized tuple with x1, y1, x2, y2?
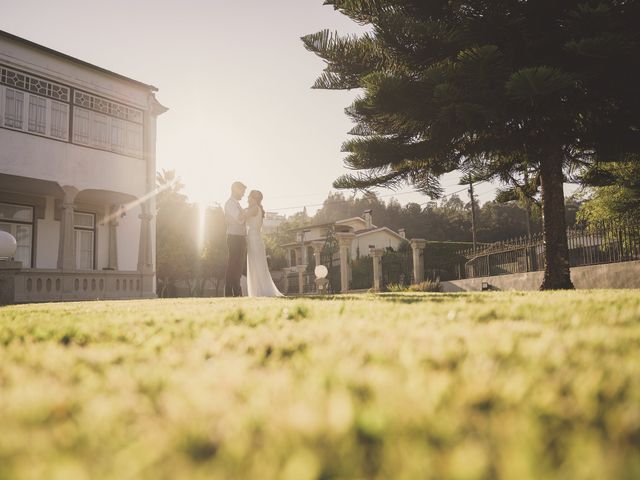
(441, 260, 640, 292)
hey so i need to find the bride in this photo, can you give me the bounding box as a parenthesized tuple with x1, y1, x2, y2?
(243, 190, 284, 297)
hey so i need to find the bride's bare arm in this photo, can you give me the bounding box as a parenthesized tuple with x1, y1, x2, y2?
(240, 205, 260, 220)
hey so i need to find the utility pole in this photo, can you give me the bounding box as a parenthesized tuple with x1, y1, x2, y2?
(523, 172, 532, 239)
(468, 182, 478, 251)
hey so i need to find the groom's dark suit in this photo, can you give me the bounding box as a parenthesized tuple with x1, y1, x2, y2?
(224, 197, 246, 297)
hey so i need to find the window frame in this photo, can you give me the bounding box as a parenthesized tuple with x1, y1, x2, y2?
(28, 93, 47, 134)
(1, 85, 70, 141)
(3, 87, 25, 130)
(72, 105, 143, 158)
(73, 211, 96, 271)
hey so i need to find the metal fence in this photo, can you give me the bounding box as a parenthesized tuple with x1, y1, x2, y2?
(282, 271, 318, 295)
(351, 255, 373, 290)
(382, 250, 413, 287)
(462, 221, 640, 279)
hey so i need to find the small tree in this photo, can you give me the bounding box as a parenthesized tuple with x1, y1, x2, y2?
(578, 161, 640, 226)
(155, 170, 208, 297)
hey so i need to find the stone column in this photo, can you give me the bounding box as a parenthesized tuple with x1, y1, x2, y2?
(410, 239, 427, 284)
(370, 248, 384, 292)
(137, 203, 154, 273)
(144, 94, 168, 296)
(107, 205, 119, 270)
(336, 233, 356, 293)
(297, 264, 307, 295)
(57, 188, 78, 271)
(312, 241, 324, 268)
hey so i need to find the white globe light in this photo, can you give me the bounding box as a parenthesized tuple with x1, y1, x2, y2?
(314, 265, 328, 279)
(0, 231, 17, 259)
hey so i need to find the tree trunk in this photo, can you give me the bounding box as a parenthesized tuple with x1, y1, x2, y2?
(539, 151, 574, 290)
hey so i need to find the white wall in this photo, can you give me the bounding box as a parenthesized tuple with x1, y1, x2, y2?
(116, 204, 141, 271)
(0, 129, 148, 198)
(35, 196, 59, 269)
(302, 226, 328, 241)
(353, 231, 406, 258)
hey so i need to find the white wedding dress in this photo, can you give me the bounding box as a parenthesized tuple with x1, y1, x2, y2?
(246, 213, 284, 297)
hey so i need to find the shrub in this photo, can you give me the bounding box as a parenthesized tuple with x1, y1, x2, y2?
(408, 280, 442, 292)
(386, 280, 442, 293)
(386, 283, 406, 292)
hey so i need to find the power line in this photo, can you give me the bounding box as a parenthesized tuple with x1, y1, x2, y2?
(474, 187, 501, 198)
(419, 185, 480, 206)
(267, 180, 473, 203)
(269, 181, 493, 212)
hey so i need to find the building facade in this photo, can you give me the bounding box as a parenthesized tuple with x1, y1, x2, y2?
(282, 210, 408, 269)
(0, 30, 166, 302)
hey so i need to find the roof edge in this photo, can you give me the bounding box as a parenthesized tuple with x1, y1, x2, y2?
(0, 30, 158, 92)
(356, 227, 409, 241)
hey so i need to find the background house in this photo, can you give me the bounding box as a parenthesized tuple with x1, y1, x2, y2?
(282, 210, 408, 268)
(262, 211, 286, 234)
(0, 30, 166, 302)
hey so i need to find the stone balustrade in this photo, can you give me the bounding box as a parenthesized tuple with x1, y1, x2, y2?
(13, 270, 154, 303)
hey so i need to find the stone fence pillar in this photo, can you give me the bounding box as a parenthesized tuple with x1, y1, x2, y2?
(370, 248, 384, 292)
(410, 239, 427, 284)
(311, 241, 324, 267)
(335, 233, 356, 293)
(281, 268, 290, 294)
(297, 265, 307, 295)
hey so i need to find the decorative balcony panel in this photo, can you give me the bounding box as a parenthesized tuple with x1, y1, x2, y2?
(73, 90, 143, 124)
(0, 65, 70, 102)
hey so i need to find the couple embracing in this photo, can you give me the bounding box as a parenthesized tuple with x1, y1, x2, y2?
(224, 182, 284, 298)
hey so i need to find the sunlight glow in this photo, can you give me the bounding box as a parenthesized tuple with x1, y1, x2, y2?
(197, 201, 206, 254)
(102, 184, 169, 226)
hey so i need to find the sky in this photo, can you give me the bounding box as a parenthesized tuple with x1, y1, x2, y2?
(1, 0, 575, 215)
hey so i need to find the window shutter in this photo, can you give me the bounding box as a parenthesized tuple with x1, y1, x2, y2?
(4, 88, 24, 129)
(51, 101, 69, 139)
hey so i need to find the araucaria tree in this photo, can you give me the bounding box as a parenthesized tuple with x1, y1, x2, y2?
(303, 0, 640, 290)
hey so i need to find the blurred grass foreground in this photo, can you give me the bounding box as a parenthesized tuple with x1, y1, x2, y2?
(1, 291, 639, 479)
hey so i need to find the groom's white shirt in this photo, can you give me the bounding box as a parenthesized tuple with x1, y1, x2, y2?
(225, 197, 246, 236)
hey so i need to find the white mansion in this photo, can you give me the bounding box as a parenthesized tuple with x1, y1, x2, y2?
(282, 210, 408, 268)
(0, 30, 166, 302)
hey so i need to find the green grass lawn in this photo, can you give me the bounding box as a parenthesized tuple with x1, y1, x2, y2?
(1, 291, 639, 480)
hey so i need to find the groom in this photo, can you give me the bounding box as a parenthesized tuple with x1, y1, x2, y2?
(224, 181, 247, 297)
